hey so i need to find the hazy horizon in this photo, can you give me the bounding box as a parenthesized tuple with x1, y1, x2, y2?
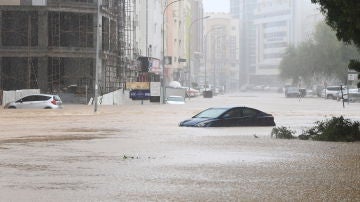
(203, 0, 230, 13)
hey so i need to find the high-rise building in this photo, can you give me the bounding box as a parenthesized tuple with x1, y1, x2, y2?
(136, 0, 163, 60)
(204, 13, 240, 92)
(230, 0, 241, 18)
(163, 0, 204, 86)
(189, 0, 205, 86)
(134, 0, 164, 83)
(163, 0, 188, 85)
(253, 0, 322, 85)
(232, 0, 258, 86)
(231, 0, 322, 86)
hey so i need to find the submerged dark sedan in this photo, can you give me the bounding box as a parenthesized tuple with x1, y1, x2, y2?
(179, 107, 275, 127)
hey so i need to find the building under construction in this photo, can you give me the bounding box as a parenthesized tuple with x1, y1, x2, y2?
(0, 0, 138, 101)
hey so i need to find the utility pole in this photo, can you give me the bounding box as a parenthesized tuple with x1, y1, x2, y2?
(27, 15, 32, 89)
(94, 0, 102, 112)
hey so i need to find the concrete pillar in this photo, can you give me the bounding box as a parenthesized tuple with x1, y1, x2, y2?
(0, 10, 3, 90)
(38, 10, 48, 92)
(94, 5, 103, 87)
(0, 10, 2, 47)
(38, 10, 48, 49)
(0, 57, 2, 91)
(38, 57, 48, 93)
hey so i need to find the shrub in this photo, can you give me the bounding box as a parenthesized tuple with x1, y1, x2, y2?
(301, 116, 360, 142)
(271, 126, 296, 139)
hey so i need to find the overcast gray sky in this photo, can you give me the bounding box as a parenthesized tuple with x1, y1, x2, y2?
(203, 0, 230, 13)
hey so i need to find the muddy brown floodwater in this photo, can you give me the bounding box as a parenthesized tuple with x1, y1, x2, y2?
(0, 92, 360, 201)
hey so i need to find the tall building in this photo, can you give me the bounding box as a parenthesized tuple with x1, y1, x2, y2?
(164, 0, 187, 85)
(189, 0, 205, 87)
(230, 0, 241, 18)
(134, 0, 164, 82)
(136, 0, 163, 59)
(253, 0, 322, 85)
(204, 13, 240, 92)
(231, 0, 322, 87)
(0, 0, 133, 97)
(163, 0, 204, 87)
(231, 0, 258, 87)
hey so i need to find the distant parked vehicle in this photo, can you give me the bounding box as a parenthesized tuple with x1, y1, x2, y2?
(284, 86, 300, 98)
(321, 86, 346, 100)
(4, 94, 63, 109)
(336, 88, 360, 102)
(184, 87, 200, 97)
(203, 90, 213, 98)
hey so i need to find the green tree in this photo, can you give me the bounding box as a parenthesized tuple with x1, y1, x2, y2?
(311, 0, 360, 86)
(311, 1, 360, 47)
(279, 23, 358, 85)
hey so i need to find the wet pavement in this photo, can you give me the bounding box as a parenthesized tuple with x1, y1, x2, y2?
(0, 93, 360, 201)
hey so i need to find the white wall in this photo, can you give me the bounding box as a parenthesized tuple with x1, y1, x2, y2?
(2, 89, 40, 105)
(136, 0, 163, 59)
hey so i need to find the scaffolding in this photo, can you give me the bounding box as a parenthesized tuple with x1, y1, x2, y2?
(123, 0, 138, 83)
(47, 10, 95, 94)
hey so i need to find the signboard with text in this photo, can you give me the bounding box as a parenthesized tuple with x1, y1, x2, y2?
(129, 90, 150, 100)
(149, 58, 161, 74)
(348, 74, 358, 81)
(150, 82, 161, 102)
(126, 82, 150, 90)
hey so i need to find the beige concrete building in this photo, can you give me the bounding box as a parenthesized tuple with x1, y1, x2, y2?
(204, 13, 240, 92)
(163, 0, 188, 86)
(163, 0, 204, 87)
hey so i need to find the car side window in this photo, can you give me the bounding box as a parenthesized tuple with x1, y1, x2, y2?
(21, 96, 36, 102)
(38, 96, 50, 101)
(242, 108, 258, 117)
(224, 108, 242, 118)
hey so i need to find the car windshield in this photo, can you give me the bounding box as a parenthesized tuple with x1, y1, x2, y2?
(287, 87, 298, 91)
(194, 108, 228, 118)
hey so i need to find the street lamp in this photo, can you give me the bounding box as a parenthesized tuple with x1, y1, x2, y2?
(162, 0, 183, 104)
(187, 15, 210, 99)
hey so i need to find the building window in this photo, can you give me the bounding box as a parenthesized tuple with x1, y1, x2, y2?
(264, 53, 285, 59)
(264, 42, 288, 49)
(263, 21, 287, 28)
(264, 31, 287, 38)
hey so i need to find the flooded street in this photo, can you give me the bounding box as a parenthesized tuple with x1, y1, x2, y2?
(1, 93, 360, 201)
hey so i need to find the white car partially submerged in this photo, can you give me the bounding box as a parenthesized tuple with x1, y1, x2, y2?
(166, 96, 185, 104)
(4, 94, 63, 109)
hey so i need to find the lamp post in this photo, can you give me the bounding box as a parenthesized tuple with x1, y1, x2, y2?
(187, 16, 210, 99)
(162, 0, 183, 104)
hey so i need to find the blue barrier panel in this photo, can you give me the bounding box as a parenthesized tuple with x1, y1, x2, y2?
(129, 90, 151, 100)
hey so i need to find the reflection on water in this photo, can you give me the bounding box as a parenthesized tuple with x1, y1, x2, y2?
(0, 93, 360, 201)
